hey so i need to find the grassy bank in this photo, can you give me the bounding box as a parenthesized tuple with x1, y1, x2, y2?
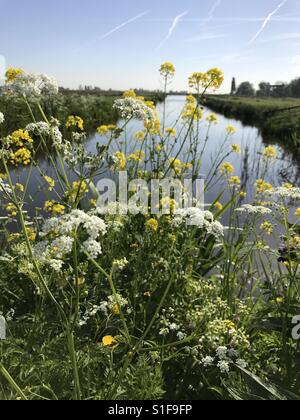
(205, 95, 300, 142)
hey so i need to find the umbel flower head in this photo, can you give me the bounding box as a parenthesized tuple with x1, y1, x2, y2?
(4, 66, 58, 98)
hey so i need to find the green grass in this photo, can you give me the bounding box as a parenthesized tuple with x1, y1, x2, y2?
(205, 95, 300, 142)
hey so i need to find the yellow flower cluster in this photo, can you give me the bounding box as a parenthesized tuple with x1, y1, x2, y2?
(66, 180, 89, 204)
(5, 67, 24, 83)
(169, 158, 183, 175)
(206, 113, 218, 124)
(256, 179, 273, 194)
(10, 129, 33, 147)
(188, 68, 224, 92)
(44, 200, 66, 216)
(102, 336, 118, 347)
(10, 148, 32, 166)
(44, 176, 55, 191)
(144, 116, 161, 135)
(226, 125, 237, 135)
(220, 162, 235, 175)
(228, 176, 241, 187)
(112, 151, 126, 171)
(231, 144, 241, 154)
(165, 127, 177, 137)
(97, 125, 116, 136)
(262, 146, 277, 160)
(260, 222, 273, 235)
(182, 95, 203, 121)
(145, 218, 159, 232)
(134, 131, 147, 141)
(295, 208, 300, 220)
(159, 62, 176, 78)
(5, 203, 18, 217)
(128, 150, 145, 163)
(66, 116, 84, 131)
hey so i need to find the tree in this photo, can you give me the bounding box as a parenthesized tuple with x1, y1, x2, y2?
(257, 82, 271, 97)
(230, 77, 237, 95)
(236, 81, 256, 97)
(289, 78, 300, 97)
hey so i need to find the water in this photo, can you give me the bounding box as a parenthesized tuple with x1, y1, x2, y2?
(6, 95, 300, 215)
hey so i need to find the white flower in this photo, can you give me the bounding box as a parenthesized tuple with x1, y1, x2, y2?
(112, 258, 128, 271)
(202, 356, 214, 367)
(217, 360, 230, 374)
(82, 239, 102, 259)
(0, 112, 4, 124)
(48, 259, 64, 272)
(236, 204, 272, 215)
(216, 346, 228, 360)
(113, 97, 155, 122)
(172, 208, 224, 239)
(6, 72, 58, 98)
(267, 187, 300, 201)
(236, 359, 247, 369)
(51, 236, 74, 259)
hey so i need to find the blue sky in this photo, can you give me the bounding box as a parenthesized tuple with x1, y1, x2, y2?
(1, 0, 300, 92)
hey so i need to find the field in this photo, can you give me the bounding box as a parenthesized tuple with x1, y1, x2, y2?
(0, 65, 300, 400)
(205, 95, 300, 143)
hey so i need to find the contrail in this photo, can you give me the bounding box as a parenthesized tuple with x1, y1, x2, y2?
(208, 0, 222, 22)
(157, 10, 189, 50)
(98, 10, 150, 40)
(249, 0, 288, 44)
(74, 10, 150, 52)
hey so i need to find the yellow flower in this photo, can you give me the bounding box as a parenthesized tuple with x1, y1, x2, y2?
(260, 222, 273, 235)
(26, 227, 36, 242)
(10, 148, 31, 166)
(112, 151, 126, 171)
(144, 117, 161, 135)
(283, 183, 293, 189)
(169, 158, 182, 174)
(182, 98, 203, 121)
(66, 181, 89, 204)
(44, 200, 65, 216)
(165, 128, 177, 137)
(5, 203, 18, 217)
(97, 125, 109, 135)
(206, 113, 218, 124)
(256, 179, 273, 194)
(262, 146, 277, 160)
(0, 173, 7, 180)
(240, 191, 247, 199)
(44, 176, 55, 191)
(10, 129, 33, 147)
(295, 208, 300, 220)
(112, 304, 120, 316)
(189, 68, 224, 92)
(214, 201, 223, 211)
(73, 277, 85, 286)
(15, 183, 24, 192)
(134, 131, 146, 141)
(160, 62, 176, 78)
(122, 89, 137, 98)
(231, 144, 241, 154)
(145, 218, 159, 232)
(66, 116, 84, 131)
(102, 336, 118, 347)
(5, 67, 24, 83)
(228, 176, 241, 187)
(220, 162, 235, 175)
(226, 125, 237, 135)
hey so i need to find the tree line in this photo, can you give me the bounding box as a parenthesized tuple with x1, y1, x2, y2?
(230, 76, 300, 98)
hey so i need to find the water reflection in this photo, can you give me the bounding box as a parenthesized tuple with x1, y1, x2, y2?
(6, 95, 300, 215)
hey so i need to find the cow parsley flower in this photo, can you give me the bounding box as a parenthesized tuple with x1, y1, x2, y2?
(202, 356, 215, 367)
(5, 71, 58, 98)
(217, 360, 230, 374)
(0, 112, 4, 124)
(236, 204, 272, 215)
(82, 239, 102, 259)
(172, 208, 224, 239)
(113, 97, 155, 122)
